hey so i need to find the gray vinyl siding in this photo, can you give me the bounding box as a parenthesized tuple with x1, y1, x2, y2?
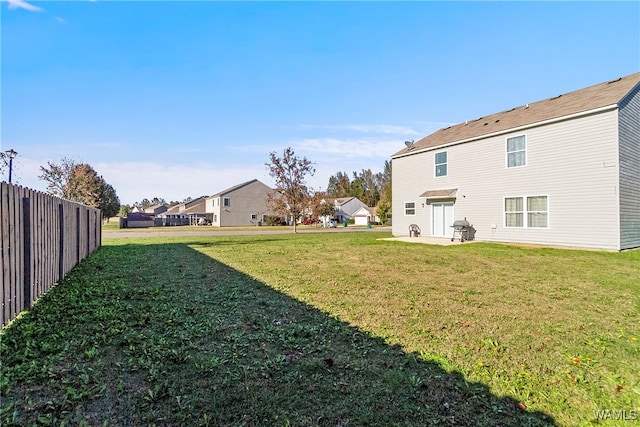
(392, 109, 621, 250)
(618, 83, 640, 250)
(213, 181, 272, 227)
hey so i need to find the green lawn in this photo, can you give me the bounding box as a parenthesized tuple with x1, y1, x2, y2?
(1, 232, 638, 426)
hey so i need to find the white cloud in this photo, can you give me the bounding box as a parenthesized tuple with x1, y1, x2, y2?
(298, 124, 421, 135)
(292, 137, 400, 159)
(55, 16, 66, 23)
(5, 0, 43, 12)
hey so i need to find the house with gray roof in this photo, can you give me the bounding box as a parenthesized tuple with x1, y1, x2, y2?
(205, 179, 276, 227)
(327, 197, 368, 223)
(391, 72, 640, 250)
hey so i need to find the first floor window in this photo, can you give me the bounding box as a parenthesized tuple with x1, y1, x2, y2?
(505, 197, 523, 227)
(527, 196, 548, 228)
(505, 196, 548, 228)
(251, 214, 257, 221)
(405, 202, 416, 216)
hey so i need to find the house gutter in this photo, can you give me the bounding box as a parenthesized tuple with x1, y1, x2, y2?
(392, 103, 619, 159)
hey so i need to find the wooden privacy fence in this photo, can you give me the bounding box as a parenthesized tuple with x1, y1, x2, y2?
(1, 182, 102, 328)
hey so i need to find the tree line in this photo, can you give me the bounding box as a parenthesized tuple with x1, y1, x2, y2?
(265, 148, 392, 232)
(39, 158, 120, 219)
(325, 161, 392, 224)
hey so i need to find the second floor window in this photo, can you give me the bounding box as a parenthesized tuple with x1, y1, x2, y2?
(507, 135, 526, 168)
(435, 151, 447, 177)
(223, 197, 230, 207)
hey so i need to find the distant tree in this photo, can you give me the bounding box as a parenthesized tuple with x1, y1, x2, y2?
(326, 171, 351, 197)
(266, 147, 315, 233)
(150, 197, 166, 206)
(38, 157, 78, 197)
(39, 159, 120, 216)
(65, 164, 104, 206)
(359, 168, 381, 207)
(379, 160, 392, 203)
(307, 191, 334, 227)
(118, 205, 131, 217)
(100, 183, 121, 218)
(0, 152, 8, 176)
(376, 197, 391, 225)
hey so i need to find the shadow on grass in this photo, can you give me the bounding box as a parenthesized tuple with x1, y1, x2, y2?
(1, 243, 555, 426)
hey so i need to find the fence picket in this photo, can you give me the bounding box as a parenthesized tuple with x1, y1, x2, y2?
(0, 183, 101, 328)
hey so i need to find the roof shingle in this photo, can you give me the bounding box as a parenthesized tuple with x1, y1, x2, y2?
(393, 72, 640, 157)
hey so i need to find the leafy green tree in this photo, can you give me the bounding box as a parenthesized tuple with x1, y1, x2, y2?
(39, 159, 120, 216)
(326, 171, 351, 197)
(100, 183, 121, 218)
(118, 205, 131, 217)
(376, 197, 391, 225)
(266, 147, 315, 233)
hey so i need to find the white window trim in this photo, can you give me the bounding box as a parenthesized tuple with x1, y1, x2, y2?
(435, 150, 448, 177)
(505, 134, 527, 169)
(223, 197, 230, 207)
(503, 195, 549, 228)
(404, 201, 416, 216)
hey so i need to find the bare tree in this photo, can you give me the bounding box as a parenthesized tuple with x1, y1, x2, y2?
(265, 147, 315, 233)
(38, 158, 78, 197)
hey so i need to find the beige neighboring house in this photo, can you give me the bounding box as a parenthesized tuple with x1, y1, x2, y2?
(352, 206, 380, 225)
(206, 179, 275, 227)
(391, 72, 640, 251)
(143, 204, 168, 216)
(157, 197, 207, 226)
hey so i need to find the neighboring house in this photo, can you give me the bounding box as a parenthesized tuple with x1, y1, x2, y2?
(206, 179, 274, 227)
(123, 212, 154, 228)
(352, 207, 380, 225)
(328, 197, 368, 223)
(391, 72, 640, 251)
(180, 198, 209, 225)
(157, 198, 207, 226)
(143, 204, 168, 216)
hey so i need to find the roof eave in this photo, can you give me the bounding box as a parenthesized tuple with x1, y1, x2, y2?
(390, 103, 619, 160)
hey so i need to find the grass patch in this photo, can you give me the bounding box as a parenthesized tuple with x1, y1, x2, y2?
(1, 232, 638, 426)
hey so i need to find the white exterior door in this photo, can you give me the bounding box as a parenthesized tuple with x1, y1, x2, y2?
(432, 202, 454, 238)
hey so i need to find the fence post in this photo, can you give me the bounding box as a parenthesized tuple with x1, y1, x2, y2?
(59, 203, 64, 280)
(22, 197, 32, 310)
(76, 207, 80, 264)
(86, 210, 90, 255)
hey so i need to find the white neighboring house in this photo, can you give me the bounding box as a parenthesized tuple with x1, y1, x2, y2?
(329, 197, 368, 223)
(352, 207, 380, 225)
(391, 72, 640, 251)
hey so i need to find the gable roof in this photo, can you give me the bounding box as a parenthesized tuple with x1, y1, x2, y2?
(328, 197, 355, 206)
(208, 179, 270, 198)
(353, 206, 378, 217)
(392, 72, 640, 158)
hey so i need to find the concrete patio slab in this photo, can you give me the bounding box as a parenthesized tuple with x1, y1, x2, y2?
(378, 236, 474, 246)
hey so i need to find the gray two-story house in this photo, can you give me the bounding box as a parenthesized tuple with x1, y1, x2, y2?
(391, 72, 640, 251)
(206, 179, 275, 227)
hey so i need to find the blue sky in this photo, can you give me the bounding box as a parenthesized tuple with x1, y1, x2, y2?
(2, 1, 639, 205)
